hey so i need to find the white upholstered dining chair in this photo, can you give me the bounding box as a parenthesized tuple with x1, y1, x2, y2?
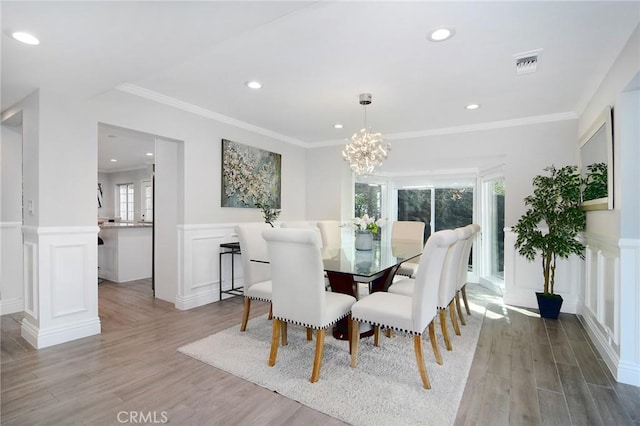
(350, 229, 457, 389)
(316, 220, 342, 248)
(391, 221, 425, 278)
(235, 222, 273, 332)
(389, 226, 471, 351)
(456, 224, 480, 324)
(262, 228, 356, 383)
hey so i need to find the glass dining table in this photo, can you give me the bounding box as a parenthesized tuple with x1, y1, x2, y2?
(321, 241, 422, 339)
(253, 240, 423, 339)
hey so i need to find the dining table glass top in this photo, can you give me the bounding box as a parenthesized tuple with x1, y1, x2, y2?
(319, 241, 422, 278)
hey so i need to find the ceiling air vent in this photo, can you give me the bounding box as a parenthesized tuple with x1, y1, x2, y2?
(514, 49, 543, 76)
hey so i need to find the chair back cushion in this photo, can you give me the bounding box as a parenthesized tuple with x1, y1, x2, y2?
(280, 222, 323, 246)
(411, 229, 458, 330)
(391, 221, 425, 244)
(438, 226, 473, 307)
(316, 221, 342, 248)
(262, 228, 327, 326)
(235, 223, 272, 289)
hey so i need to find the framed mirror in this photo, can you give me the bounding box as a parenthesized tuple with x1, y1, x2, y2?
(578, 106, 613, 211)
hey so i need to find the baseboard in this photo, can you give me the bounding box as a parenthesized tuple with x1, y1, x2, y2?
(617, 360, 640, 387)
(0, 298, 24, 315)
(21, 317, 101, 349)
(174, 286, 218, 310)
(576, 307, 620, 380)
(478, 278, 504, 296)
(504, 287, 578, 314)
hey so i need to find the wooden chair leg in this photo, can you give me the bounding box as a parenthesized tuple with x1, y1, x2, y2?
(240, 297, 251, 331)
(462, 285, 471, 315)
(428, 321, 443, 365)
(306, 327, 313, 341)
(268, 303, 273, 320)
(281, 321, 288, 346)
(350, 319, 359, 367)
(455, 291, 466, 326)
(450, 301, 461, 336)
(439, 309, 452, 351)
(268, 318, 280, 366)
(386, 328, 392, 338)
(374, 325, 380, 347)
(413, 335, 431, 389)
(346, 315, 352, 354)
(310, 329, 326, 383)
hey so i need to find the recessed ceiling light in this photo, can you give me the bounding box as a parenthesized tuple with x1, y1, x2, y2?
(110, 159, 118, 162)
(146, 152, 154, 156)
(333, 124, 343, 129)
(427, 27, 455, 42)
(12, 31, 40, 45)
(246, 81, 262, 89)
(465, 103, 481, 110)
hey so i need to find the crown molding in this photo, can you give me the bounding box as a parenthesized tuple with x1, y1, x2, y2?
(313, 111, 579, 148)
(116, 83, 578, 150)
(115, 83, 309, 148)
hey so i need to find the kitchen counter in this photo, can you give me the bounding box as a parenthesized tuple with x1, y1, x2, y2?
(98, 224, 152, 283)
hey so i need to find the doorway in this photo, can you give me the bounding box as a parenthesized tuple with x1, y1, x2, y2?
(97, 123, 181, 304)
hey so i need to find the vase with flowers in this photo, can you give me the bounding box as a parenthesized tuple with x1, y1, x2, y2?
(352, 214, 385, 251)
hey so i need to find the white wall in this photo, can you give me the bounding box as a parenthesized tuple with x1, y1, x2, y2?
(1, 122, 25, 314)
(576, 24, 640, 386)
(89, 90, 307, 225)
(308, 119, 578, 227)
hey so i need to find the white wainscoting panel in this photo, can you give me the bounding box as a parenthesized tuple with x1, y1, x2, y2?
(503, 228, 580, 313)
(616, 238, 640, 386)
(176, 224, 242, 310)
(577, 233, 640, 386)
(23, 241, 37, 318)
(20, 226, 101, 349)
(1, 222, 24, 315)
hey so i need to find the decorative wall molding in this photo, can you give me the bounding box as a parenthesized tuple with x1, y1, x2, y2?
(176, 224, 244, 311)
(1, 222, 24, 315)
(0, 298, 24, 316)
(576, 232, 640, 386)
(20, 226, 101, 349)
(616, 237, 640, 386)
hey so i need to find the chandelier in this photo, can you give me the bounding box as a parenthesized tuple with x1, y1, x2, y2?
(342, 93, 390, 175)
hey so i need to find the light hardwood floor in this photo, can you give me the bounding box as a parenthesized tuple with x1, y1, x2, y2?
(1, 280, 638, 425)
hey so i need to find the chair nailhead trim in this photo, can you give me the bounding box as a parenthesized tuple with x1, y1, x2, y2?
(350, 318, 423, 336)
(247, 296, 271, 303)
(273, 312, 350, 330)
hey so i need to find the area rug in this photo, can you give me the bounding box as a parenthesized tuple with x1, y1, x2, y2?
(178, 292, 488, 426)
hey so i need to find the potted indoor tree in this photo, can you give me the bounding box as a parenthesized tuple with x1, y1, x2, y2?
(512, 165, 586, 319)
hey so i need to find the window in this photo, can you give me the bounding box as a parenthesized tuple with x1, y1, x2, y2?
(397, 186, 474, 265)
(398, 188, 431, 243)
(117, 183, 134, 221)
(484, 177, 505, 279)
(354, 182, 383, 240)
(141, 179, 153, 222)
(354, 176, 478, 272)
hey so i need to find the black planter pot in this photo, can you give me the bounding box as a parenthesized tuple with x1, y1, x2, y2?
(536, 292, 563, 319)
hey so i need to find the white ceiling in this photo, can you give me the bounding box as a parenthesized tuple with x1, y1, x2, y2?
(3, 1, 639, 168)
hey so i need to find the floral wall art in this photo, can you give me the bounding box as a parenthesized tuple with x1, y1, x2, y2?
(221, 139, 281, 209)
